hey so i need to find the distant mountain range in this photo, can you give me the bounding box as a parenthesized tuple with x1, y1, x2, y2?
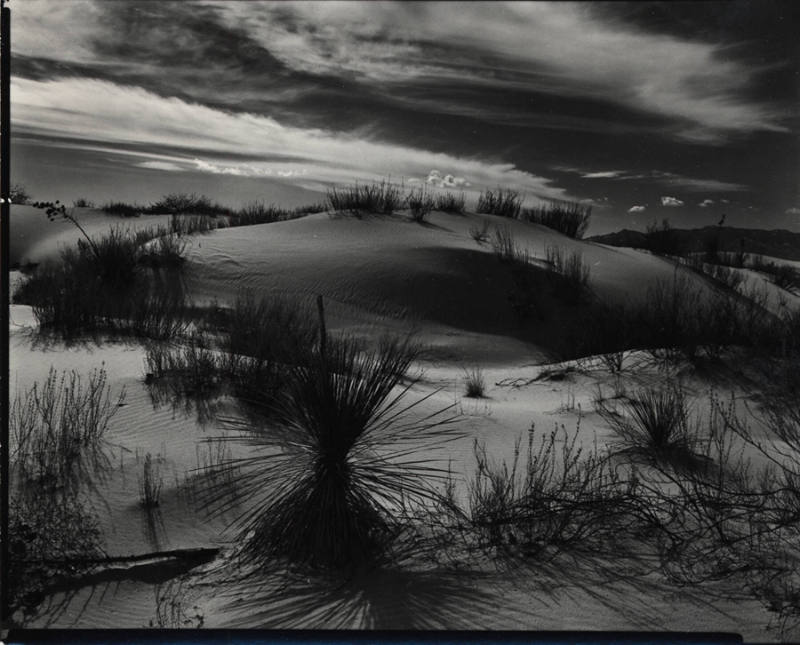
(587, 226, 800, 262)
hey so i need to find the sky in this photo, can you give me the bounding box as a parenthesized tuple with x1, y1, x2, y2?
(8, 0, 800, 234)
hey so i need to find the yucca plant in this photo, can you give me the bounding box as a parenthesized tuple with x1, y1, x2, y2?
(597, 383, 700, 471)
(202, 329, 460, 571)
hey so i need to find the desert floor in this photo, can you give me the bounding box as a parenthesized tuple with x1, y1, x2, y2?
(9, 205, 799, 638)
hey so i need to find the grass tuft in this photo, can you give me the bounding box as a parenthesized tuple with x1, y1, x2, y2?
(406, 186, 435, 223)
(523, 201, 592, 239)
(477, 188, 522, 218)
(434, 192, 466, 214)
(463, 367, 486, 398)
(327, 180, 404, 216)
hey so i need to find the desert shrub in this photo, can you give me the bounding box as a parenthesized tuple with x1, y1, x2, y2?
(459, 423, 638, 561)
(222, 292, 319, 367)
(645, 219, 683, 256)
(476, 188, 521, 219)
(463, 367, 486, 398)
(102, 201, 143, 217)
(751, 258, 800, 292)
(16, 204, 190, 338)
(139, 453, 164, 508)
(490, 224, 529, 264)
(140, 229, 188, 268)
(10, 183, 31, 204)
(235, 202, 293, 226)
(327, 180, 404, 216)
(405, 186, 435, 222)
(545, 244, 590, 287)
(149, 193, 229, 216)
(169, 213, 223, 236)
(434, 191, 466, 214)
(596, 383, 705, 473)
(10, 366, 124, 490)
(469, 220, 491, 244)
(523, 201, 592, 239)
(8, 489, 105, 619)
(204, 332, 459, 571)
(72, 197, 94, 208)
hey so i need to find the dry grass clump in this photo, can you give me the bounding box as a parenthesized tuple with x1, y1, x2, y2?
(405, 186, 435, 222)
(327, 180, 404, 216)
(463, 367, 486, 398)
(15, 203, 191, 339)
(439, 423, 637, 562)
(596, 383, 704, 473)
(523, 201, 592, 239)
(11, 366, 124, 489)
(149, 193, 229, 216)
(102, 201, 144, 217)
(545, 244, 590, 287)
(490, 224, 530, 264)
(477, 188, 522, 219)
(469, 219, 491, 244)
(434, 191, 466, 214)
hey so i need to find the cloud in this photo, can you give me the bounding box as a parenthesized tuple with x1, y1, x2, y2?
(12, 77, 570, 200)
(204, 1, 787, 140)
(661, 196, 684, 207)
(628, 205, 646, 213)
(137, 160, 185, 172)
(786, 207, 800, 216)
(698, 199, 714, 208)
(563, 167, 748, 193)
(425, 170, 470, 188)
(582, 170, 625, 179)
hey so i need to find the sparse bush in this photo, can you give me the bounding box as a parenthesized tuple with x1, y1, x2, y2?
(72, 197, 94, 208)
(545, 244, 590, 287)
(458, 423, 637, 561)
(596, 383, 704, 473)
(10, 366, 124, 490)
(169, 213, 222, 236)
(235, 202, 293, 226)
(477, 188, 522, 219)
(435, 192, 466, 214)
(102, 201, 143, 217)
(149, 193, 228, 216)
(139, 453, 163, 508)
(491, 224, 529, 264)
(523, 201, 592, 239)
(10, 183, 31, 204)
(405, 186, 435, 222)
(16, 204, 190, 338)
(469, 220, 491, 244)
(8, 488, 105, 619)
(327, 180, 404, 216)
(464, 367, 486, 398)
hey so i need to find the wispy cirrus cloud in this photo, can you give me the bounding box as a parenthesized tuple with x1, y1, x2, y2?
(12, 76, 571, 200)
(204, 1, 788, 142)
(563, 167, 748, 193)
